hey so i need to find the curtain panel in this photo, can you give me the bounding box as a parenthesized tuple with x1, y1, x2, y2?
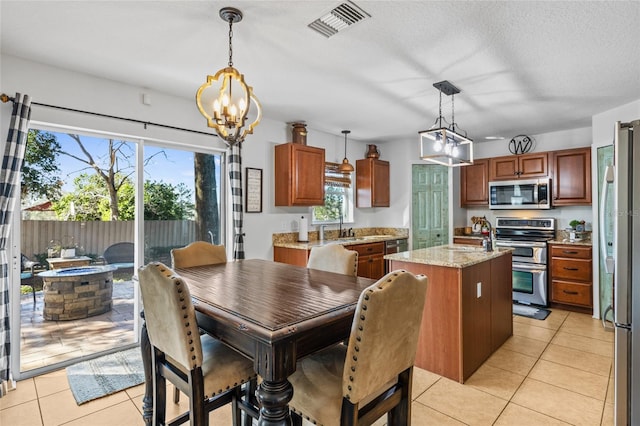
(0, 93, 32, 396)
(228, 144, 244, 260)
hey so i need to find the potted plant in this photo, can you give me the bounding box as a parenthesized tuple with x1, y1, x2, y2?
(569, 220, 586, 232)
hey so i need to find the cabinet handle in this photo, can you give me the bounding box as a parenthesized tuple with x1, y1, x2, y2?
(368, 258, 373, 263)
(563, 290, 579, 295)
(563, 267, 579, 271)
(366, 248, 373, 252)
(562, 250, 579, 255)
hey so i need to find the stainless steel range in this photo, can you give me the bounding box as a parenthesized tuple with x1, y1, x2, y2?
(495, 217, 556, 307)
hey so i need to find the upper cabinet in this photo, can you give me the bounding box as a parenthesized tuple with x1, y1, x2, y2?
(274, 143, 325, 206)
(356, 158, 390, 208)
(460, 159, 489, 206)
(489, 152, 549, 181)
(551, 147, 592, 206)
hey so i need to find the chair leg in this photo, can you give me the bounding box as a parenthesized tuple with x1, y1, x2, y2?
(152, 348, 167, 426)
(388, 368, 412, 426)
(31, 285, 36, 307)
(291, 411, 303, 426)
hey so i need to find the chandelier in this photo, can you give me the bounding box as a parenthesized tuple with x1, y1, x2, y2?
(196, 7, 262, 145)
(418, 80, 473, 167)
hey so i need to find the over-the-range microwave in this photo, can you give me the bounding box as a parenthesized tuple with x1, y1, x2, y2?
(489, 178, 552, 210)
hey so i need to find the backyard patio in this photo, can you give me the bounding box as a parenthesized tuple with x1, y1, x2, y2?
(19, 278, 136, 373)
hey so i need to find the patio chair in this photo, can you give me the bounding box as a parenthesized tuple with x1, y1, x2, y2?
(103, 242, 134, 277)
(21, 254, 43, 307)
(288, 270, 428, 426)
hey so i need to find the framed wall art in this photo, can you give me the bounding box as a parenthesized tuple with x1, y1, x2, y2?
(245, 167, 263, 213)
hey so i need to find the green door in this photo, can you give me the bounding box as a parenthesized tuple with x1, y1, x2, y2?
(412, 164, 449, 249)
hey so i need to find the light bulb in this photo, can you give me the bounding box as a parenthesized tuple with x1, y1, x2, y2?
(238, 98, 246, 113)
(451, 145, 459, 157)
(222, 94, 229, 107)
(444, 143, 452, 155)
(434, 140, 443, 152)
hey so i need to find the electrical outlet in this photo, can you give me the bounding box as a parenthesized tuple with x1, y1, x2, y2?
(281, 221, 288, 231)
(476, 282, 482, 298)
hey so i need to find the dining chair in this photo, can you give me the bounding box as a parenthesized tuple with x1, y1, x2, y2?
(138, 262, 258, 426)
(171, 241, 227, 269)
(170, 241, 228, 404)
(288, 270, 428, 426)
(307, 244, 359, 276)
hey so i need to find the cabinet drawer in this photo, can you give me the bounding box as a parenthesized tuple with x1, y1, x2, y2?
(453, 237, 483, 246)
(551, 280, 592, 307)
(550, 245, 592, 259)
(551, 258, 592, 281)
(348, 242, 384, 256)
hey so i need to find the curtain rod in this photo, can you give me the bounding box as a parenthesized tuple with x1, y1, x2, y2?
(1, 93, 218, 138)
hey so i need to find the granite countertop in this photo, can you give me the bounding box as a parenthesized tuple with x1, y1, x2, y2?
(384, 244, 513, 268)
(548, 239, 592, 246)
(274, 234, 407, 250)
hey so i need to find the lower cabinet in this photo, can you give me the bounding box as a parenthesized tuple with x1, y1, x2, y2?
(549, 244, 593, 313)
(346, 242, 385, 279)
(273, 243, 385, 279)
(273, 246, 310, 267)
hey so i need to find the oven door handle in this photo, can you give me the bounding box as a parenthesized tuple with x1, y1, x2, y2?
(496, 241, 547, 248)
(512, 262, 547, 272)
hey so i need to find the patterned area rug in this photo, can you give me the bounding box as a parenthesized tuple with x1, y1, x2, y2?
(513, 303, 551, 320)
(66, 347, 144, 405)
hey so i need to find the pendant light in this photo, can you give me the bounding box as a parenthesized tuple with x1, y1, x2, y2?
(418, 80, 473, 167)
(195, 7, 262, 145)
(338, 130, 354, 173)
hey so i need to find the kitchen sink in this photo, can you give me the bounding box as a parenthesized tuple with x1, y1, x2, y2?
(361, 235, 394, 239)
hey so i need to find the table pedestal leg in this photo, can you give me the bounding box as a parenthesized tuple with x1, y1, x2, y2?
(140, 311, 153, 426)
(255, 379, 294, 425)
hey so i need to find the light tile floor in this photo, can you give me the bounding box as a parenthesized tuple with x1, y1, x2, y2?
(4, 306, 615, 425)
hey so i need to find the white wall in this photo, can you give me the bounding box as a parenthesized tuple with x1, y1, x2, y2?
(0, 55, 407, 261)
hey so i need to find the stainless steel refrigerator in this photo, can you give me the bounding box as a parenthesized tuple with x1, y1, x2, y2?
(601, 119, 640, 425)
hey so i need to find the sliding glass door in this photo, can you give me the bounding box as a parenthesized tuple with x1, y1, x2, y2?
(14, 126, 225, 378)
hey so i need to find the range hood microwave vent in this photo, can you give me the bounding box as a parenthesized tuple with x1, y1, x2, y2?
(308, 1, 371, 38)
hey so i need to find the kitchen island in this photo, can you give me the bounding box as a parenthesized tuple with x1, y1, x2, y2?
(385, 245, 513, 383)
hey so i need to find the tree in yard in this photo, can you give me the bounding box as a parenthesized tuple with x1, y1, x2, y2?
(144, 180, 194, 220)
(21, 130, 63, 202)
(194, 153, 220, 244)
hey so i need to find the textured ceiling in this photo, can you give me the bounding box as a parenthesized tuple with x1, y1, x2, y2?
(2, 1, 639, 145)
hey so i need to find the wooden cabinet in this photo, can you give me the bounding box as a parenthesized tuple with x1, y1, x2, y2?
(460, 159, 489, 206)
(346, 242, 385, 279)
(389, 252, 512, 383)
(551, 147, 592, 206)
(549, 244, 593, 313)
(274, 143, 325, 206)
(356, 158, 390, 208)
(489, 152, 548, 181)
(273, 246, 310, 267)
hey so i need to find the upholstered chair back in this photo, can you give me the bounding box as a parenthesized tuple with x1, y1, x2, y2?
(307, 244, 358, 276)
(342, 270, 428, 404)
(139, 262, 203, 371)
(171, 241, 227, 269)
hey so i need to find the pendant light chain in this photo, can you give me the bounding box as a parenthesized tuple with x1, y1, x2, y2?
(451, 92, 455, 133)
(228, 18, 234, 67)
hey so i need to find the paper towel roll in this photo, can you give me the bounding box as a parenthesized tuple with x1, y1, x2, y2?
(298, 216, 309, 242)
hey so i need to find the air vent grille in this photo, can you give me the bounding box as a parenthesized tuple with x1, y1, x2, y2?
(308, 1, 371, 38)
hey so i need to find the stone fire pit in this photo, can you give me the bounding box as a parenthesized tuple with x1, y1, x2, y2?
(39, 265, 118, 320)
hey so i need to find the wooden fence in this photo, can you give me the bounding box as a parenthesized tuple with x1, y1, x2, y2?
(21, 220, 196, 260)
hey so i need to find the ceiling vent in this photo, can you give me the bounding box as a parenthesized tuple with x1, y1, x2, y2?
(308, 1, 371, 38)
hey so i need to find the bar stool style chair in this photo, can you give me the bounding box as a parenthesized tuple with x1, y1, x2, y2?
(307, 244, 359, 276)
(139, 262, 257, 426)
(171, 241, 227, 268)
(289, 270, 428, 426)
(170, 241, 228, 403)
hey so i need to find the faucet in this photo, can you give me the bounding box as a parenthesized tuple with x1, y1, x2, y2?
(482, 216, 494, 252)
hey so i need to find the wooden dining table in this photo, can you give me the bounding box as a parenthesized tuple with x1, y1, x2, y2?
(139, 258, 376, 425)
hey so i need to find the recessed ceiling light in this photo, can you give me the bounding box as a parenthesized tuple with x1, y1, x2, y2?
(484, 136, 505, 140)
